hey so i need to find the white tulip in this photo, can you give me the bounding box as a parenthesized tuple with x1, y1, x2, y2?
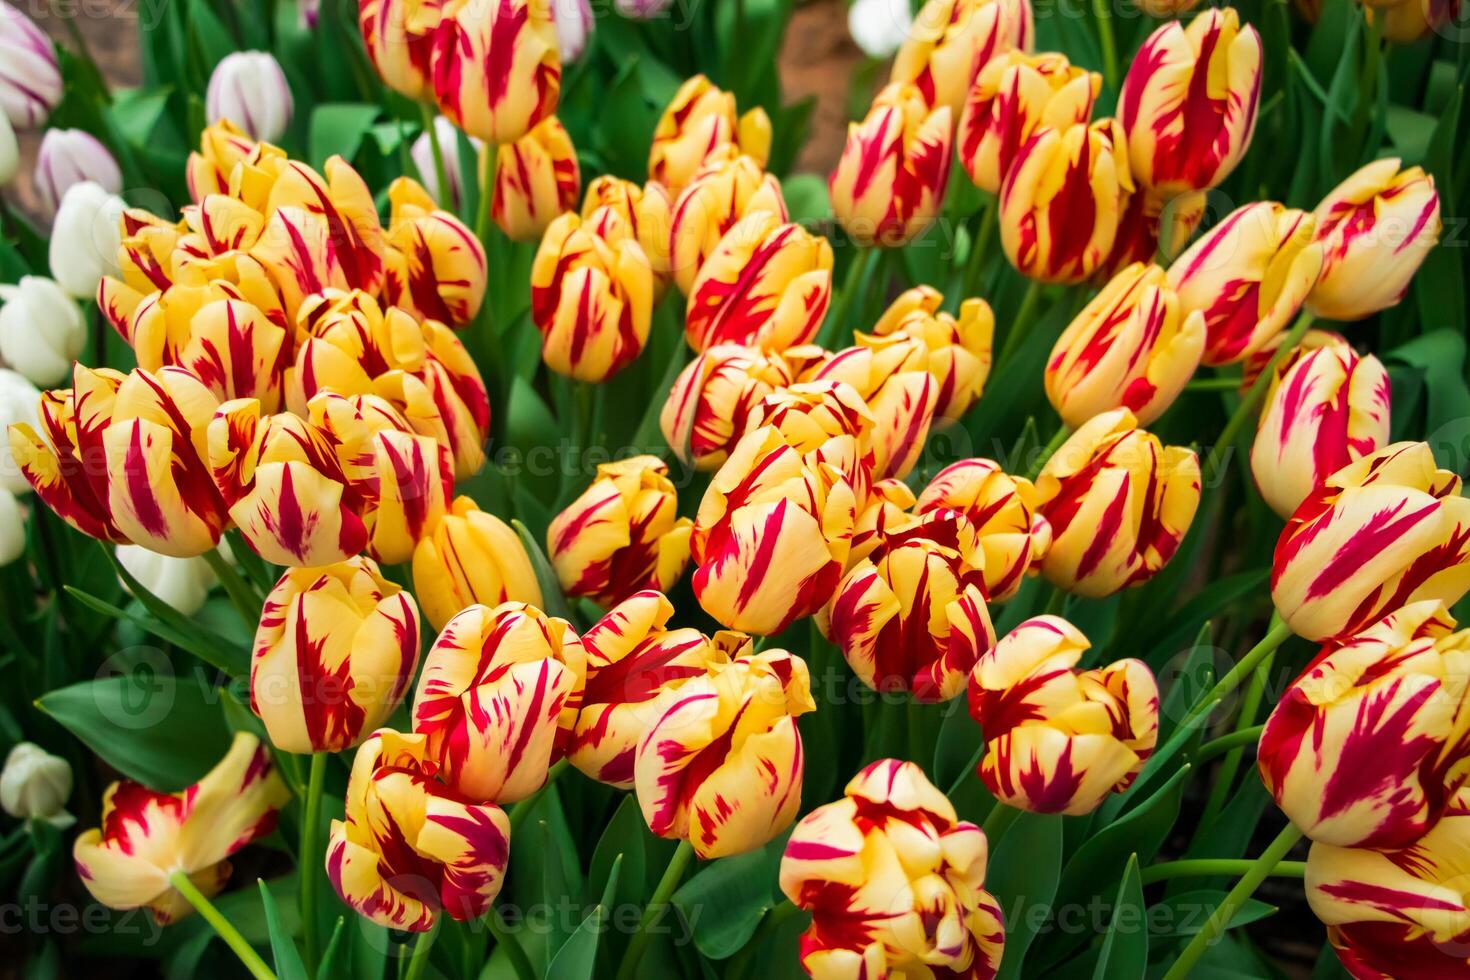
(553, 0, 594, 61)
(0, 368, 39, 494)
(47, 180, 125, 299)
(0, 2, 61, 130)
(848, 0, 914, 58)
(206, 51, 294, 143)
(34, 128, 122, 218)
(0, 487, 23, 565)
(0, 112, 16, 187)
(0, 743, 72, 827)
(116, 544, 218, 617)
(0, 276, 85, 386)
(411, 116, 482, 211)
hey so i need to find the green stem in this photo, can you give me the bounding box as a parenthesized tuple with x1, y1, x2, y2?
(1025, 424, 1073, 480)
(1092, 0, 1120, 89)
(1181, 616, 1292, 731)
(995, 281, 1044, 371)
(614, 839, 697, 980)
(202, 548, 262, 624)
(1141, 857, 1306, 887)
(420, 104, 453, 211)
(1162, 823, 1305, 980)
(403, 919, 441, 980)
(1200, 653, 1274, 826)
(1202, 312, 1315, 482)
(300, 752, 328, 971)
(475, 144, 499, 251)
(958, 197, 997, 301)
(981, 802, 1021, 842)
(487, 908, 536, 980)
(1194, 724, 1266, 765)
(169, 871, 276, 980)
(1184, 377, 1242, 392)
(819, 247, 878, 348)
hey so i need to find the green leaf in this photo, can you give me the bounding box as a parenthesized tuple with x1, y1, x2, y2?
(1092, 856, 1147, 980)
(588, 796, 648, 907)
(316, 918, 349, 980)
(547, 854, 622, 979)
(308, 104, 382, 169)
(1148, 891, 1277, 938)
(781, 174, 830, 227)
(186, 0, 238, 68)
(258, 879, 308, 980)
(512, 519, 574, 623)
(987, 812, 1063, 980)
(673, 834, 787, 960)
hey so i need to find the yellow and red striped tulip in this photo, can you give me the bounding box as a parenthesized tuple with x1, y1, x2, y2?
(1259, 600, 1470, 849)
(490, 115, 580, 242)
(581, 175, 674, 284)
(1308, 159, 1442, 322)
(1034, 408, 1201, 597)
(547, 455, 693, 608)
(1117, 8, 1263, 197)
(891, 0, 1034, 116)
(648, 75, 771, 195)
(359, 0, 449, 101)
(1250, 337, 1391, 518)
(830, 83, 953, 248)
(999, 118, 1132, 284)
(1167, 201, 1323, 366)
(827, 509, 996, 702)
(660, 343, 793, 470)
(685, 210, 833, 352)
(382, 177, 487, 327)
(413, 601, 586, 803)
(146, 293, 287, 411)
(869, 286, 995, 419)
(327, 729, 510, 931)
(430, 0, 559, 145)
(185, 120, 256, 202)
(852, 476, 918, 565)
(917, 458, 1052, 601)
(1103, 187, 1206, 275)
(968, 615, 1159, 814)
(412, 496, 542, 631)
(669, 153, 786, 294)
(959, 50, 1100, 194)
(530, 211, 656, 381)
(1045, 261, 1206, 427)
(743, 380, 876, 497)
(73, 733, 289, 924)
(570, 591, 728, 788)
(635, 645, 814, 858)
(252, 557, 421, 753)
(807, 337, 938, 481)
(780, 759, 1006, 980)
(1238, 325, 1343, 391)
(1272, 441, 1470, 642)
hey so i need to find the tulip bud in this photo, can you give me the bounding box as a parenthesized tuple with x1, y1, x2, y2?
(48, 181, 126, 299)
(808, 337, 938, 481)
(869, 286, 995, 420)
(1251, 338, 1391, 518)
(0, 742, 71, 827)
(0, 487, 23, 566)
(848, 0, 915, 57)
(669, 153, 787, 294)
(780, 759, 1006, 979)
(0, 1, 60, 129)
(432, 0, 560, 145)
(1307, 158, 1441, 322)
(0, 112, 16, 187)
(999, 118, 1132, 284)
(1101, 187, 1207, 275)
(1045, 261, 1206, 427)
(35, 129, 123, 219)
(116, 544, 216, 616)
(649, 75, 771, 194)
(548, 455, 693, 609)
(581, 175, 675, 283)
(685, 210, 834, 351)
(413, 602, 586, 803)
(959, 50, 1100, 195)
(382, 177, 487, 327)
(1272, 441, 1470, 643)
(328, 729, 510, 932)
(891, 0, 1034, 116)
(551, 0, 593, 60)
(491, 116, 580, 242)
(1034, 408, 1200, 597)
(1118, 8, 1263, 197)
(412, 496, 542, 631)
(73, 733, 290, 923)
(0, 277, 85, 386)
(636, 644, 814, 858)
(206, 52, 293, 143)
(917, 458, 1052, 601)
(660, 343, 793, 470)
(1167, 201, 1323, 366)
(969, 615, 1159, 814)
(530, 211, 656, 381)
(412, 116, 481, 211)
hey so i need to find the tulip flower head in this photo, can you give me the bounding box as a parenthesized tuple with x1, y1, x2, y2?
(206, 52, 294, 143)
(551, 0, 594, 60)
(0, 369, 37, 495)
(491, 115, 580, 242)
(780, 759, 1006, 980)
(1102, 187, 1207, 275)
(969, 615, 1159, 814)
(48, 181, 126, 300)
(0, 1, 61, 129)
(412, 116, 481, 210)
(741, 380, 877, 496)
(382, 177, 487, 327)
(848, 0, 914, 58)
(431, 0, 560, 145)
(581, 175, 675, 284)
(806, 336, 939, 481)
(0, 276, 86, 386)
(917, 458, 1052, 601)
(186, 120, 257, 201)
(891, 0, 1034, 116)
(660, 343, 794, 470)
(669, 153, 787, 294)
(116, 545, 217, 617)
(359, 0, 450, 101)
(868, 286, 995, 419)
(412, 496, 543, 631)
(649, 74, 771, 195)
(35, 129, 122, 219)
(0, 742, 71, 827)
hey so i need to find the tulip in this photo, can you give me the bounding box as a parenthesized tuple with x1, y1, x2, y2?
(412, 496, 542, 631)
(73, 733, 290, 924)
(413, 116, 481, 211)
(530, 210, 655, 381)
(849, 0, 914, 58)
(382, 177, 487, 327)
(969, 615, 1159, 814)
(649, 74, 771, 195)
(359, 0, 448, 101)
(548, 455, 693, 608)
(413, 602, 585, 803)
(852, 477, 918, 566)
(1238, 324, 1342, 391)
(660, 343, 793, 470)
(780, 759, 1006, 980)
(0, 487, 22, 566)
(1045, 261, 1206, 427)
(890, 0, 1034, 116)
(686, 210, 834, 352)
(1167, 201, 1323, 366)
(0, 743, 71, 827)
(807, 337, 938, 481)
(206, 52, 294, 143)
(48, 181, 126, 299)
(1272, 441, 1470, 643)
(581, 175, 674, 283)
(1308, 158, 1441, 322)
(185, 120, 257, 201)
(35, 129, 123, 219)
(869, 286, 995, 419)
(999, 118, 1132, 284)
(1034, 408, 1200, 597)
(569, 591, 728, 788)
(741, 380, 876, 496)
(1118, 8, 1263, 197)
(115, 545, 216, 617)
(669, 153, 787, 294)
(431, 0, 560, 145)
(0, 369, 36, 496)
(0, 112, 16, 186)
(327, 729, 510, 931)
(959, 50, 1100, 195)
(1251, 338, 1391, 518)
(491, 116, 580, 242)
(1102, 187, 1207, 274)
(552, 0, 593, 60)
(0, 1, 60, 128)
(0, 277, 85, 386)
(1371, 0, 1464, 44)
(916, 458, 1052, 601)
(635, 645, 814, 858)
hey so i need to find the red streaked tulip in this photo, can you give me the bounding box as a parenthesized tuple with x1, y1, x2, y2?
(1045, 261, 1206, 427)
(669, 153, 787, 294)
(1250, 337, 1391, 519)
(917, 458, 1052, 601)
(660, 343, 793, 470)
(1118, 8, 1263, 197)
(1271, 441, 1470, 643)
(412, 602, 586, 803)
(830, 82, 953, 248)
(327, 729, 510, 932)
(1102, 187, 1207, 275)
(635, 644, 814, 858)
(431, 0, 560, 145)
(868, 286, 995, 419)
(1238, 324, 1343, 391)
(780, 758, 1006, 980)
(807, 336, 938, 481)
(890, 0, 1034, 116)
(412, 496, 543, 632)
(73, 733, 289, 924)
(382, 177, 488, 327)
(741, 380, 876, 497)
(491, 115, 580, 243)
(969, 615, 1159, 815)
(1307, 158, 1442, 322)
(581, 175, 674, 284)
(649, 74, 772, 195)
(359, 0, 449, 101)
(852, 476, 918, 566)
(1034, 408, 1201, 597)
(186, 120, 256, 202)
